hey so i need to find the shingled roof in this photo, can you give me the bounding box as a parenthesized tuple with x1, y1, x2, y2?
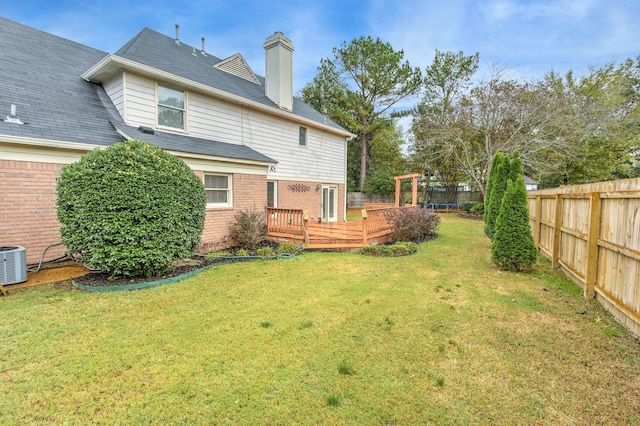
(0, 17, 300, 163)
(0, 17, 123, 146)
(112, 122, 275, 164)
(84, 26, 347, 133)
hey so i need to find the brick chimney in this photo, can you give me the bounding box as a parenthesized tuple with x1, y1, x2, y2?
(263, 32, 294, 111)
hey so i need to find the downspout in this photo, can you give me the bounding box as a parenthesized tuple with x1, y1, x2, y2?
(343, 134, 353, 221)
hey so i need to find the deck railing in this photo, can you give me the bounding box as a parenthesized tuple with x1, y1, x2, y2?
(363, 202, 395, 210)
(266, 205, 415, 248)
(266, 208, 308, 245)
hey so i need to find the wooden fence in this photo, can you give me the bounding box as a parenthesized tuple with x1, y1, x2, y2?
(528, 178, 640, 336)
(347, 192, 394, 208)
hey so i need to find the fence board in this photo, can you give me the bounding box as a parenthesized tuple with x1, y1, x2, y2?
(528, 178, 640, 337)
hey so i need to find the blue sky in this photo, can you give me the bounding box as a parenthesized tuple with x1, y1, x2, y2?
(4, 0, 639, 109)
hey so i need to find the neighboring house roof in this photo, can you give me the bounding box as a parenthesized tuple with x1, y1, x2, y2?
(524, 176, 538, 185)
(81, 27, 349, 135)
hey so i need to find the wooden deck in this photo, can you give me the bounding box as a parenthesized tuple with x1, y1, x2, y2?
(266, 206, 400, 249)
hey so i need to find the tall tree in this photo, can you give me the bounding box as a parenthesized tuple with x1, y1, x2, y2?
(537, 57, 640, 186)
(301, 36, 422, 190)
(410, 50, 479, 200)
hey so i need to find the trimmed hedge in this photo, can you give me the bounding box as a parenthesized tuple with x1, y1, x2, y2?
(360, 241, 418, 257)
(57, 140, 206, 277)
(469, 202, 484, 215)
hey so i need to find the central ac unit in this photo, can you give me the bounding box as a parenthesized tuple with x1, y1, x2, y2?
(0, 246, 27, 285)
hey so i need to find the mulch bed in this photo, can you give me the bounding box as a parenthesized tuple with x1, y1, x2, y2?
(73, 255, 254, 288)
(457, 212, 484, 220)
(74, 240, 283, 288)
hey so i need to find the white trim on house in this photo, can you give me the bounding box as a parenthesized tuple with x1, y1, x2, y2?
(264, 175, 343, 185)
(1, 136, 274, 175)
(204, 173, 233, 208)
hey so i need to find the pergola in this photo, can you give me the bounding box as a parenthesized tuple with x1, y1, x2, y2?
(394, 173, 422, 207)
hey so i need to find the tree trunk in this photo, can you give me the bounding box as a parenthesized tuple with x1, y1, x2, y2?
(359, 131, 368, 191)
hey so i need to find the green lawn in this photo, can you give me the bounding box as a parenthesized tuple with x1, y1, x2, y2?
(2, 215, 640, 425)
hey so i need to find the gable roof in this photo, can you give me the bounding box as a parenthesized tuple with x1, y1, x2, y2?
(82, 27, 350, 136)
(214, 54, 261, 85)
(0, 17, 275, 164)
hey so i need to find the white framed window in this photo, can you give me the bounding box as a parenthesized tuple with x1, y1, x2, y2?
(204, 174, 232, 208)
(157, 84, 185, 130)
(267, 181, 277, 208)
(299, 126, 307, 146)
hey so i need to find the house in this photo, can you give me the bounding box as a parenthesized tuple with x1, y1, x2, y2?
(0, 17, 353, 264)
(524, 176, 538, 191)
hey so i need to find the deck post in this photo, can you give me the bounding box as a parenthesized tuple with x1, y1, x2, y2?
(361, 209, 368, 245)
(412, 175, 418, 206)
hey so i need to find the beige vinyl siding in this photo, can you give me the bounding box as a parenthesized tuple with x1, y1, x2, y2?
(187, 92, 345, 182)
(116, 74, 346, 182)
(103, 73, 125, 119)
(122, 74, 156, 127)
(239, 108, 346, 183)
(188, 93, 243, 144)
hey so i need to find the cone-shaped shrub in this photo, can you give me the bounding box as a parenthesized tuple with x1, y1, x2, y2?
(484, 153, 509, 239)
(484, 151, 503, 219)
(57, 140, 206, 277)
(509, 150, 523, 183)
(491, 175, 537, 271)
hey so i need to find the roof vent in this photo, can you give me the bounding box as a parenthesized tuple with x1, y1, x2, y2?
(138, 126, 155, 135)
(201, 37, 207, 56)
(0, 245, 27, 285)
(174, 24, 180, 45)
(4, 104, 24, 125)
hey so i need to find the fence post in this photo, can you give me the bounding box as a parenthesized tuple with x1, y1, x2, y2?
(534, 195, 542, 251)
(585, 192, 601, 299)
(552, 194, 563, 269)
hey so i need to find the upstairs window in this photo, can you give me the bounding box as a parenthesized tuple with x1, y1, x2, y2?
(157, 85, 185, 130)
(204, 174, 232, 208)
(299, 126, 307, 146)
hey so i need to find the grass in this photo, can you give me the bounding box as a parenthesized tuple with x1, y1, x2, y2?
(346, 208, 362, 221)
(2, 215, 640, 424)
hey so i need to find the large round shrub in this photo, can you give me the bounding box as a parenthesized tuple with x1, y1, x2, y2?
(57, 140, 206, 277)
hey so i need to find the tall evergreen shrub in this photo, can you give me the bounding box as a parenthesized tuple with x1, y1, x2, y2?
(491, 175, 537, 271)
(484, 153, 509, 239)
(57, 140, 206, 277)
(484, 151, 502, 218)
(509, 150, 523, 183)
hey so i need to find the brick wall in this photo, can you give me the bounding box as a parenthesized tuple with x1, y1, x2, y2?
(194, 172, 268, 252)
(1, 159, 344, 264)
(275, 179, 345, 222)
(0, 160, 66, 264)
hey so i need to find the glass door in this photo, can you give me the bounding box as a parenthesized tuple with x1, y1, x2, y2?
(321, 185, 337, 222)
